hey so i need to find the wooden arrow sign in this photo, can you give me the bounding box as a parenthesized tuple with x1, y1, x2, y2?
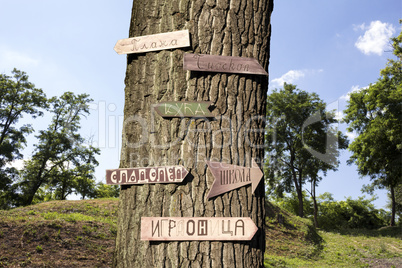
(183, 53, 268, 76)
(106, 166, 188, 185)
(114, 30, 190, 55)
(206, 159, 263, 199)
(141, 217, 258, 241)
(154, 101, 214, 118)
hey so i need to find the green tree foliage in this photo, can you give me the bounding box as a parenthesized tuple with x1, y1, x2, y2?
(0, 69, 47, 208)
(344, 25, 402, 226)
(271, 190, 314, 217)
(18, 92, 100, 206)
(265, 83, 348, 218)
(94, 182, 120, 198)
(317, 193, 388, 230)
(272, 192, 388, 230)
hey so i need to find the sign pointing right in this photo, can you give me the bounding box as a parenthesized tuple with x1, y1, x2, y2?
(206, 159, 263, 199)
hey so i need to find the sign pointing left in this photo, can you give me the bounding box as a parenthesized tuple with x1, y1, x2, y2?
(114, 30, 190, 55)
(106, 166, 188, 185)
(206, 159, 263, 199)
(154, 101, 214, 118)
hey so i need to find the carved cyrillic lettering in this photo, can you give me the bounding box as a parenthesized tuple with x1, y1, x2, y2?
(111, 171, 118, 183)
(129, 169, 137, 182)
(222, 220, 233, 236)
(168, 167, 175, 181)
(149, 168, 157, 182)
(168, 220, 176, 237)
(196, 55, 204, 69)
(198, 220, 208, 236)
(159, 168, 166, 181)
(195, 103, 206, 115)
(174, 103, 183, 116)
(187, 220, 195, 235)
(139, 169, 146, 182)
(131, 39, 141, 51)
(120, 170, 127, 183)
(235, 219, 245, 236)
(184, 103, 193, 115)
(152, 220, 160, 237)
(230, 59, 235, 71)
(164, 103, 174, 114)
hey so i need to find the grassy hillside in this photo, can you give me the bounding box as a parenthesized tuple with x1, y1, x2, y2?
(0, 199, 400, 267)
(0, 199, 118, 267)
(265, 201, 402, 267)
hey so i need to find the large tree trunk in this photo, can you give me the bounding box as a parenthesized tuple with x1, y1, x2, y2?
(114, 0, 273, 267)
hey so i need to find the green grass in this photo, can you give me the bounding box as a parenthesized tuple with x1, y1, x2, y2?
(264, 207, 402, 268)
(0, 198, 118, 267)
(1, 198, 400, 267)
(264, 201, 401, 267)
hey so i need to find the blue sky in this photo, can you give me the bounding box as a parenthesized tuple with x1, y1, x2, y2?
(0, 1, 400, 209)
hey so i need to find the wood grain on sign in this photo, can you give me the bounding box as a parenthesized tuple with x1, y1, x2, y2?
(183, 53, 268, 76)
(141, 217, 258, 241)
(154, 101, 214, 118)
(106, 166, 188, 185)
(206, 159, 263, 199)
(114, 30, 190, 55)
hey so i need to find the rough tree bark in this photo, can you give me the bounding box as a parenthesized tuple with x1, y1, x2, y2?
(114, 0, 273, 267)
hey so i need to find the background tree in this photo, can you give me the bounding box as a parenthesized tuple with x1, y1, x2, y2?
(114, 0, 273, 266)
(73, 167, 98, 200)
(343, 26, 402, 226)
(265, 83, 348, 219)
(18, 92, 100, 206)
(0, 69, 47, 207)
(317, 193, 388, 230)
(94, 182, 119, 199)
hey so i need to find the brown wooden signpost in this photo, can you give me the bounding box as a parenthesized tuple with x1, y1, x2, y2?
(106, 166, 188, 185)
(141, 217, 258, 241)
(153, 101, 214, 118)
(183, 53, 268, 76)
(206, 159, 263, 199)
(114, 30, 190, 55)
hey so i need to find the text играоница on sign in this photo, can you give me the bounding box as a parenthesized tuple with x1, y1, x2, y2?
(183, 53, 268, 76)
(106, 166, 188, 185)
(153, 101, 214, 118)
(114, 30, 190, 55)
(141, 217, 258, 241)
(206, 159, 263, 199)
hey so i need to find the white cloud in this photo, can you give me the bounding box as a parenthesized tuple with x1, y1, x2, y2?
(271, 69, 323, 87)
(340, 85, 362, 101)
(355, 21, 395, 56)
(5, 159, 26, 170)
(346, 131, 357, 141)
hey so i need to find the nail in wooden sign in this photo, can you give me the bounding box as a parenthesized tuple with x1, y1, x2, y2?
(154, 101, 214, 118)
(183, 53, 268, 76)
(141, 217, 258, 241)
(106, 166, 188, 185)
(206, 159, 263, 199)
(114, 30, 190, 55)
